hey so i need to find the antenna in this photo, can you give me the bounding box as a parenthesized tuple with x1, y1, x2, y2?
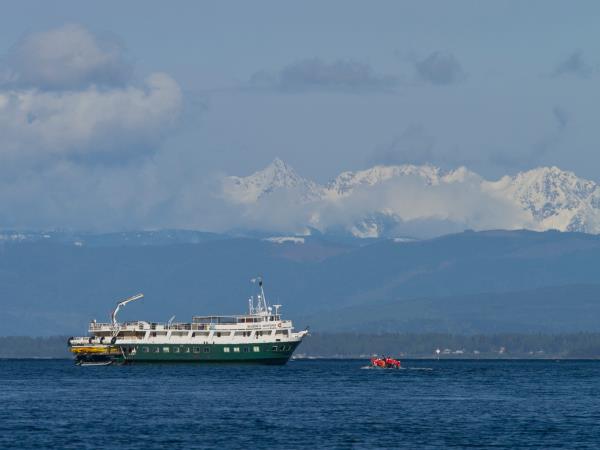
(250, 276, 268, 314)
(168, 315, 176, 327)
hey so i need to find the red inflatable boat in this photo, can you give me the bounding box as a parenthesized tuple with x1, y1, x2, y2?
(370, 356, 401, 369)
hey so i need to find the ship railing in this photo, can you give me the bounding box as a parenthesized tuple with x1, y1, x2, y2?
(166, 323, 192, 331)
(89, 321, 148, 331)
(89, 322, 112, 331)
(148, 322, 181, 330)
(69, 337, 93, 345)
(88, 319, 291, 333)
(147, 323, 194, 331)
(191, 314, 281, 325)
(90, 321, 199, 332)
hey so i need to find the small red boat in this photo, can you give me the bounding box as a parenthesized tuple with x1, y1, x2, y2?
(370, 356, 401, 369)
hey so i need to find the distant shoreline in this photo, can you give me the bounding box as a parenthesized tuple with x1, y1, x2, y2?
(295, 356, 600, 361)
(4, 333, 600, 359)
(21, 356, 594, 361)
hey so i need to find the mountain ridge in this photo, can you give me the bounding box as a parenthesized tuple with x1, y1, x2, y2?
(221, 159, 600, 237)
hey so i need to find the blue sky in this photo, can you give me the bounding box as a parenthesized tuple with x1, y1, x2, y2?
(0, 1, 599, 230)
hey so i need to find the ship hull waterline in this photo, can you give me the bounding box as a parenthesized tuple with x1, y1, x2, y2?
(72, 341, 301, 365)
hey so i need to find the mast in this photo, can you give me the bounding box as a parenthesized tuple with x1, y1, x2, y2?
(251, 276, 269, 315)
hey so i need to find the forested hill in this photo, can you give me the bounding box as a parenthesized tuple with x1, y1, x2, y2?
(0, 229, 600, 335)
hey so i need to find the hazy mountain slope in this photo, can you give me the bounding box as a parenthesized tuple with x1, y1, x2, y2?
(300, 284, 600, 334)
(300, 230, 600, 309)
(0, 229, 226, 246)
(1, 230, 600, 335)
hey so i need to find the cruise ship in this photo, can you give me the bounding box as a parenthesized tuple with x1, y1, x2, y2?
(68, 277, 308, 365)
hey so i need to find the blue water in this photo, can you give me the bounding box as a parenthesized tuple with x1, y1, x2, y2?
(1, 359, 600, 449)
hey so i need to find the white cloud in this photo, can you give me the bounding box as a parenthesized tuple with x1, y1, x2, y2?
(0, 73, 181, 164)
(0, 25, 182, 167)
(1, 24, 131, 90)
(0, 24, 186, 230)
(311, 174, 533, 237)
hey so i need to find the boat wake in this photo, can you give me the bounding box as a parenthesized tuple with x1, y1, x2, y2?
(360, 365, 403, 370)
(360, 366, 433, 371)
(77, 361, 113, 367)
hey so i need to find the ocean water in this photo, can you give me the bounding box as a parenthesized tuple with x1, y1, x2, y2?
(1, 359, 600, 449)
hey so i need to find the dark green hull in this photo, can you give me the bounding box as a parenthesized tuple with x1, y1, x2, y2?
(75, 341, 301, 365)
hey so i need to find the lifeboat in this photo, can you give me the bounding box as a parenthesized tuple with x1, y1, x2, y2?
(370, 356, 401, 369)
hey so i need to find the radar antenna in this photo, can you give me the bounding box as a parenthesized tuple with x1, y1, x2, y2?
(250, 276, 268, 315)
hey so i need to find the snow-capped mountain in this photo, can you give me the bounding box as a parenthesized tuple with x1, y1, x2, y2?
(222, 158, 323, 204)
(325, 164, 442, 198)
(221, 159, 600, 237)
(484, 167, 600, 233)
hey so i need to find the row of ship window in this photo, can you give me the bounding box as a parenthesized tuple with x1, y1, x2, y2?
(136, 345, 293, 353)
(148, 330, 288, 338)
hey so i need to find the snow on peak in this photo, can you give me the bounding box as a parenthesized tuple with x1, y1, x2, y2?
(441, 166, 480, 184)
(327, 164, 442, 197)
(485, 166, 600, 233)
(221, 159, 600, 237)
(263, 236, 305, 244)
(222, 158, 322, 204)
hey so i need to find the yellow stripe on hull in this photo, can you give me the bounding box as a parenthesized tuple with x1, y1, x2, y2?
(70, 346, 119, 354)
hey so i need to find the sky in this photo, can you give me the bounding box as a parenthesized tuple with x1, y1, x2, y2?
(0, 1, 599, 231)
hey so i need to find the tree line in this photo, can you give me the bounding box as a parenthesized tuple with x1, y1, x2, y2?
(3, 333, 600, 359)
(298, 332, 600, 358)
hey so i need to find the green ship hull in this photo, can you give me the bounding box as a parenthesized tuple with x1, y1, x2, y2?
(75, 341, 301, 365)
